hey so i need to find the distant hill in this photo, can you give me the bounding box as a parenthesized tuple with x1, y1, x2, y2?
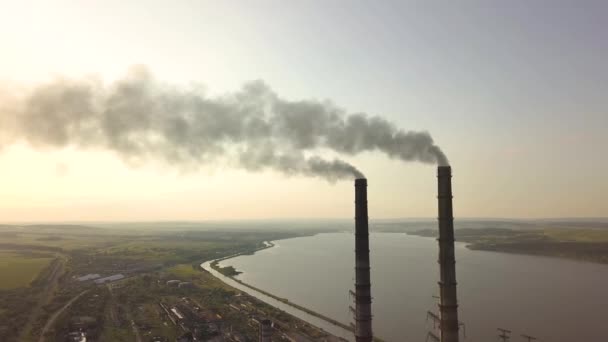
(408, 225, 608, 264)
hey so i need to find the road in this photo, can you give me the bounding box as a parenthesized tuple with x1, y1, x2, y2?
(21, 256, 66, 341)
(38, 289, 89, 342)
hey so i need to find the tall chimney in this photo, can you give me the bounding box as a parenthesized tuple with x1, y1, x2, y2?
(437, 166, 460, 342)
(259, 319, 272, 342)
(354, 178, 373, 342)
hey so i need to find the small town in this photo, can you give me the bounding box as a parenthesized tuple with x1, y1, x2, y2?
(60, 264, 346, 342)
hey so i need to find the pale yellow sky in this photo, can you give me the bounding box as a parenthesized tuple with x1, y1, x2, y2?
(0, 1, 606, 221)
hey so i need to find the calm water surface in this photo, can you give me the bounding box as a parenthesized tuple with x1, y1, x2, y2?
(221, 233, 608, 342)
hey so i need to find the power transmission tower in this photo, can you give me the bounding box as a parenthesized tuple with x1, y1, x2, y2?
(426, 331, 440, 342)
(497, 328, 512, 342)
(427, 311, 440, 330)
(459, 322, 466, 339)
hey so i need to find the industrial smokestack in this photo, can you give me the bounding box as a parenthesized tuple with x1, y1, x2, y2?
(437, 166, 460, 342)
(259, 319, 272, 342)
(354, 178, 373, 342)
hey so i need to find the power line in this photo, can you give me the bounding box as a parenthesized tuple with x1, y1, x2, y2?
(521, 334, 537, 342)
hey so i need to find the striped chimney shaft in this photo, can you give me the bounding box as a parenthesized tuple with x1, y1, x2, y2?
(437, 166, 460, 342)
(354, 178, 373, 342)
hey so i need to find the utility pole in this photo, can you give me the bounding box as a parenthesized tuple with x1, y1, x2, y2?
(497, 328, 512, 342)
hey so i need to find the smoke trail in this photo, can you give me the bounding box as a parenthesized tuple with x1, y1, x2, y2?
(0, 66, 448, 181)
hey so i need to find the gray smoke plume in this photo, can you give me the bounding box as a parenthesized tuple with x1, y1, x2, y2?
(0, 66, 448, 181)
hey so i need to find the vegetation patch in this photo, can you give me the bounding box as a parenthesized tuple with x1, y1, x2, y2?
(0, 251, 54, 289)
(214, 264, 242, 277)
(167, 264, 201, 278)
(409, 227, 608, 264)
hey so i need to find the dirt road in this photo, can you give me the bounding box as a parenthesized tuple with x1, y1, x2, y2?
(130, 319, 143, 342)
(38, 289, 89, 342)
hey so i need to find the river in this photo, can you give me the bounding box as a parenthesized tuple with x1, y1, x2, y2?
(212, 232, 608, 342)
(201, 256, 353, 340)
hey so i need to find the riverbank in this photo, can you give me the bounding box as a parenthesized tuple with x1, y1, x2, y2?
(204, 239, 384, 342)
(408, 227, 608, 264)
(210, 240, 275, 275)
(209, 241, 353, 330)
(205, 231, 608, 342)
(219, 268, 353, 332)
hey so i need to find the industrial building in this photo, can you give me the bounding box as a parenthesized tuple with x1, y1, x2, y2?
(93, 274, 125, 284)
(76, 274, 100, 282)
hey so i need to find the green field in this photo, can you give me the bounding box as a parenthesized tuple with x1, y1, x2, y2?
(0, 251, 54, 289)
(167, 263, 201, 278)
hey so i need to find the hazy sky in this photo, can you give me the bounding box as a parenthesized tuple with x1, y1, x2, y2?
(0, 0, 606, 221)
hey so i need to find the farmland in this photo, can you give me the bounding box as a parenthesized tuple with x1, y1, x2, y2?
(0, 223, 315, 341)
(0, 251, 54, 289)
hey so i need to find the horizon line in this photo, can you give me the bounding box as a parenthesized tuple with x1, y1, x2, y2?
(2, 216, 608, 225)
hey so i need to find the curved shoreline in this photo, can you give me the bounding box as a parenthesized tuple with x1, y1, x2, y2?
(221, 266, 352, 332)
(202, 240, 356, 341)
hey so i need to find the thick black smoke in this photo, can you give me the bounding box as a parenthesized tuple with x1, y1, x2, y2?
(0, 66, 448, 181)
